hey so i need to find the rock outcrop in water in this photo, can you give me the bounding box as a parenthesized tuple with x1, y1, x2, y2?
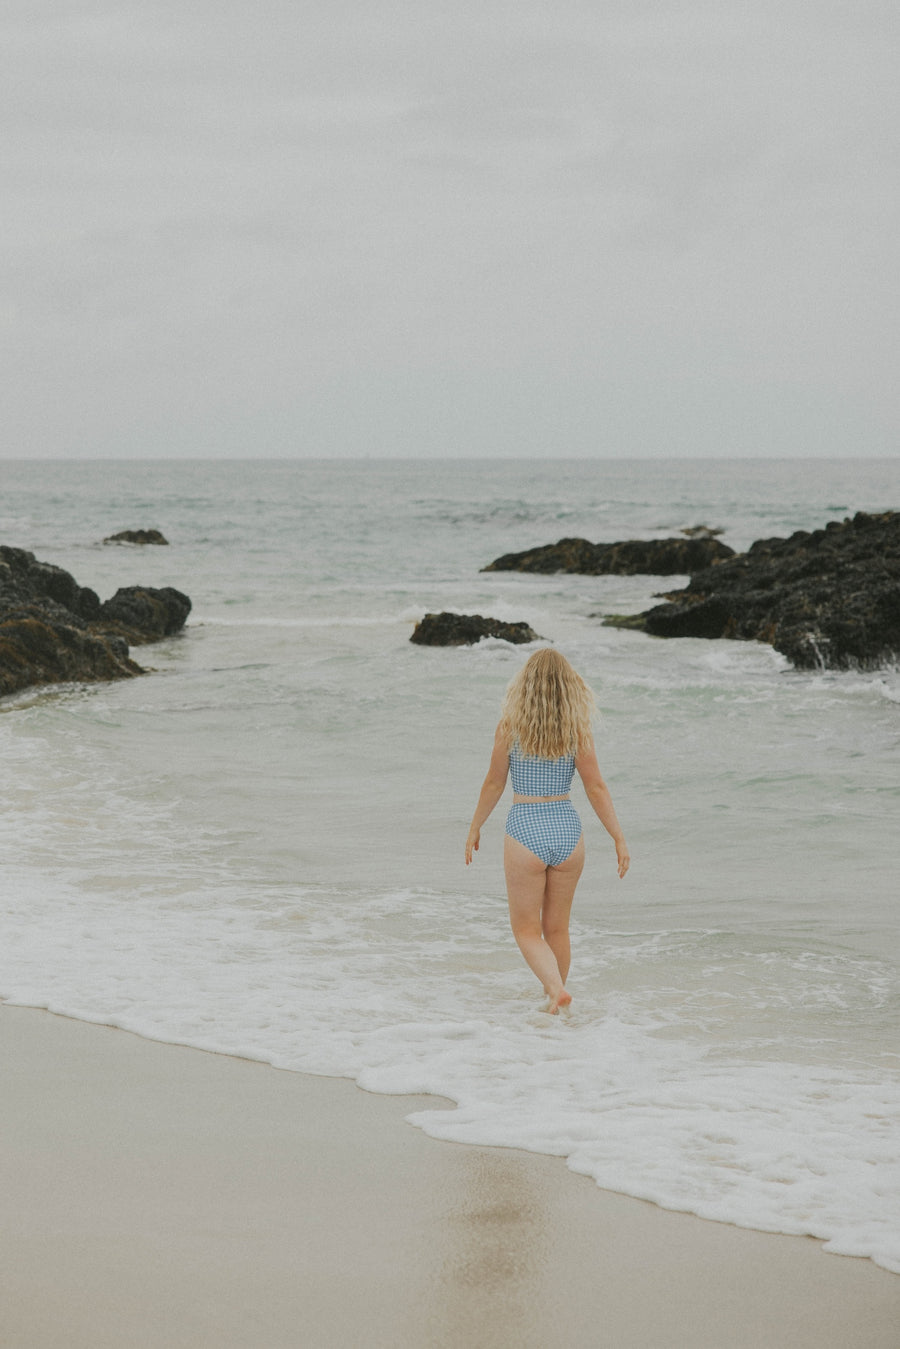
(482, 535, 735, 576)
(103, 529, 169, 545)
(410, 612, 541, 646)
(0, 545, 191, 698)
(97, 586, 192, 643)
(606, 511, 900, 670)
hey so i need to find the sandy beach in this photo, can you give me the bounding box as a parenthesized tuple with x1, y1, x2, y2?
(0, 1005, 897, 1349)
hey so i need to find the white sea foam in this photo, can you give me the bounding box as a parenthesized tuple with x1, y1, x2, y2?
(1, 863, 898, 1273)
(191, 614, 409, 628)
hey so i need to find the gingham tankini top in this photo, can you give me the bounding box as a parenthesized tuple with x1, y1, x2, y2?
(508, 743, 576, 795)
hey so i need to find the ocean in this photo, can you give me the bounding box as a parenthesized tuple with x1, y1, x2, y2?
(1, 456, 898, 1274)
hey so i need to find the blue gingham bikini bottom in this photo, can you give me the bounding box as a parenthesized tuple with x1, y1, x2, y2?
(505, 800, 583, 867)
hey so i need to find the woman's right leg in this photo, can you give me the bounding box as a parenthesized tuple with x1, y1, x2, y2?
(504, 834, 570, 1011)
(541, 836, 584, 985)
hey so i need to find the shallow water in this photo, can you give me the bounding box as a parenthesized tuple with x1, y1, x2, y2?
(1, 457, 899, 1271)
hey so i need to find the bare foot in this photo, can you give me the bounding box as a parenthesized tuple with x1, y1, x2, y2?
(546, 989, 572, 1015)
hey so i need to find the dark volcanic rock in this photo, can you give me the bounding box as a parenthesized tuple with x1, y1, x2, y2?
(103, 529, 169, 545)
(0, 605, 141, 697)
(0, 544, 101, 620)
(0, 545, 191, 698)
(410, 612, 541, 646)
(482, 535, 735, 576)
(614, 511, 900, 670)
(99, 586, 192, 644)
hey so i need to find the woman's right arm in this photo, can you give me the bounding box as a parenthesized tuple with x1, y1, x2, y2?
(575, 737, 630, 878)
(465, 726, 510, 865)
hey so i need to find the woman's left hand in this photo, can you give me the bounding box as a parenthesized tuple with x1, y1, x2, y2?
(465, 827, 480, 866)
(615, 838, 630, 878)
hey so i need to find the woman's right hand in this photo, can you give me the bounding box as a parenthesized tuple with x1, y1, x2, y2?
(465, 827, 480, 866)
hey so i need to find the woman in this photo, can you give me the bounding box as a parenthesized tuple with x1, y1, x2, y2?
(465, 649, 629, 1013)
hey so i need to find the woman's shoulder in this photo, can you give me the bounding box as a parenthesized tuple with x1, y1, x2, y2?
(574, 734, 599, 765)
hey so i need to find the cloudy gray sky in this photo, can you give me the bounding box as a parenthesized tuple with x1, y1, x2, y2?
(2, 0, 898, 459)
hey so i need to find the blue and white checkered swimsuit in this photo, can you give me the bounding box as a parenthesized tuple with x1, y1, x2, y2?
(505, 744, 582, 866)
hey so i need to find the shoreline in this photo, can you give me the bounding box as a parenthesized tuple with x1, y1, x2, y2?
(3, 1003, 898, 1349)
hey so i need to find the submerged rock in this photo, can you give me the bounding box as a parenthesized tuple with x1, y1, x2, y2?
(410, 612, 541, 646)
(482, 535, 734, 576)
(0, 545, 191, 698)
(103, 529, 169, 545)
(680, 524, 724, 539)
(607, 511, 900, 671)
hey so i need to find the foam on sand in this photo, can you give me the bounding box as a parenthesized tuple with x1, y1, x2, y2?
(3, 1004, 899, 1349)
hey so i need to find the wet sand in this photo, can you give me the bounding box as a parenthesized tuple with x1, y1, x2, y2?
(2, 1003, 898, 1349)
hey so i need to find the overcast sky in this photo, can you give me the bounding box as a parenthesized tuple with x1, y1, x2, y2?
(2, 0, 898, 459)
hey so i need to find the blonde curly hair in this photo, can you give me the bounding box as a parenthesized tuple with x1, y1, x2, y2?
(498, 648, 595, 759)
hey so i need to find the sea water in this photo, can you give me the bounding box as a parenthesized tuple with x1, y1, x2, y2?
(1, 457, 898, 1273)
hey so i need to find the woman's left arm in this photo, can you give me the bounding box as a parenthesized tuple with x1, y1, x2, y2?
(575, 737, 630, 878)
(465, 727, 510, 865)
